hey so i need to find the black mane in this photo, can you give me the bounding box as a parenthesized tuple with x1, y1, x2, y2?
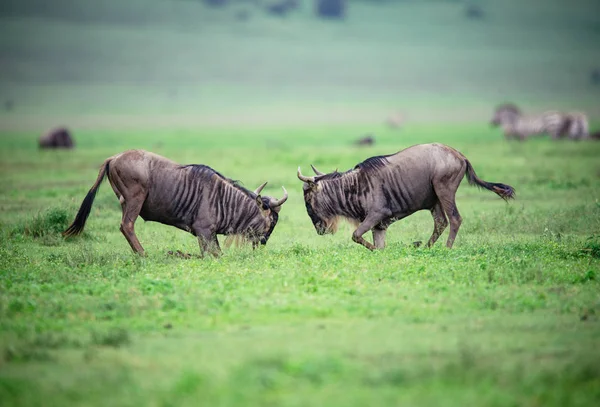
(355, 154, 391, 173)
(314, 154, 391, 182)
(315, 171, 345, 181)
(181, 164, 254, 198)
(495, 103, 521, 115)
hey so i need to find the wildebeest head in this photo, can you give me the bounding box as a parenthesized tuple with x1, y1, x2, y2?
(491, 104, 521, 126)
(253, 182, 288, 245)
(297, 165, 343, 235)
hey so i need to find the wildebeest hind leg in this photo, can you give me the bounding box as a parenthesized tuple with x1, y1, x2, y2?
(436, 192, 462, 249)
(426, 201, 448, 248)
(120, 199, 145, 255)
(433, 177, 463, 249)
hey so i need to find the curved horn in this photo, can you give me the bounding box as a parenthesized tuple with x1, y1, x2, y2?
(270, 186, 288, 207)
(297, 167, 315, 183)
(254, 181, 268, 195)
(311, 164, 325, 176)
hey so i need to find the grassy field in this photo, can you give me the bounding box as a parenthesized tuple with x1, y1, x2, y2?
(1, 0, 600, 405)
(0, 124, 599, 406)
(1, 0, 600, 132)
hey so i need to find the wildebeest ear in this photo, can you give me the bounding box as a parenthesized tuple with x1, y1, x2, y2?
(255, 196, 264, 208)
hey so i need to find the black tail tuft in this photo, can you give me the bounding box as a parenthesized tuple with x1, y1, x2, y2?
(465, 160, 515, 201)
(63, 160, 109, 237)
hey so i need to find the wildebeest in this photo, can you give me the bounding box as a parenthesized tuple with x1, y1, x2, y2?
(563, 112, 590, 140)
(591, 68, 600, 85)
(354, 135, 375, 147)
(39, 127, 74, 149)
(490, 104, 589, 141)
(465, 4, 484, 20)
(265, 0, 298, 16)
(297, 143, 515, 251)
(315, 0, 346, 19)
(63, 150, 288, 256)
(385, 112, 404, 129)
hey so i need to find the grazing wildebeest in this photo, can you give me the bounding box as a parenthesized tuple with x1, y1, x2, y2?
(354, 135, 375, 147)
(465, 4, 484, 20)
(491, 104, 588, 141)
(563, 112, 590, 140)
(297, 143, 515, 251)
(39, 127, 74, 149)
(265, 0, 298, 16)
(63, 150, 288, 256)
(591, 68, 600, 85)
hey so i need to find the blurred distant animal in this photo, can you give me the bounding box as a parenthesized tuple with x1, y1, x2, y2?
(490, 104, 588, 141)
(39, 127, 74, 149)
(589, 130, 600, 140)
(385, 112, 404, 129)
(63, 150, 288, 257)
(465, 4, 484, 20)
(563, 112, 589, 141)
(234, 9, 250, 21)
(355, 135, 375, 147)
(315, 0, 346, 19)
(204, 0, 228, 7)
(265, 0, 298, 16)
(590, 68, 600, 85)
(297, 143, 515, 251)
(4, 99, 14, 111)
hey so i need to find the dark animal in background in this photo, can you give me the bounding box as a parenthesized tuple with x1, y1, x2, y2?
(204, 0, 228, 7)
(234, 9, 250, 21)
(315, 0, 345, 19)
(355, 135, 375, 147)
(4, 99, 14, 111)
(590, 68, 600, 85)
(265, 0, 298, 16)
(64, 150, 288, 257)
(39, 127, 74, 149)
(590, 131, 600, 140)
(490, 104, 588, 141)
(297, 143, 515, 251)
(465, 4, 484, 20)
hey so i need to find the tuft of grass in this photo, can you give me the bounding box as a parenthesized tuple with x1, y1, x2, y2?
(582, 235, 600, 259)
(12, 207, 70, 239)
(91, 328, 131, 348)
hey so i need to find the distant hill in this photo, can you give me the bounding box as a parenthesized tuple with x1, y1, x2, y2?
(0, 0, 599, 124)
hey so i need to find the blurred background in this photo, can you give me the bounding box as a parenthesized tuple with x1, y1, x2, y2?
(0, 0, 599, 132)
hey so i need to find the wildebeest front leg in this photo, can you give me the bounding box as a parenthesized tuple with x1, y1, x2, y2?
(352, 214, 385, 251)
(372, 228, 387, 249)
(197, 233, 221, 258)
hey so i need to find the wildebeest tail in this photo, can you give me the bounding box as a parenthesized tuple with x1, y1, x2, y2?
(465, 160, 515, 201)
(63, 159, 110, 237)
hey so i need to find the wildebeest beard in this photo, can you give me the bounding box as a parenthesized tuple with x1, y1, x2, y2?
(260, 197, 279, 245)
(304, 198, 331, 235)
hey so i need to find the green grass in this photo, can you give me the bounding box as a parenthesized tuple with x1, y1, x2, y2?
(1, 124, 599, 406)
(1, 0, 600, 404)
